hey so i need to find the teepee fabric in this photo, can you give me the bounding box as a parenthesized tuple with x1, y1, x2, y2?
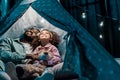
(0, 0, 120, 80)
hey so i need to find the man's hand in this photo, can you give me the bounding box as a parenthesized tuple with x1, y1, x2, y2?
(26, 54, 39, 60)
(41, 60, 48, 65)
(26, 54, 33, 59)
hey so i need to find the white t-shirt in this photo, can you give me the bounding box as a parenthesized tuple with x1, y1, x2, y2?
(22, 42, 33, 54)
(21, 42, 33, 63)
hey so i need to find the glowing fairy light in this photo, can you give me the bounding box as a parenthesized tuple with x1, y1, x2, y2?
(99, 21, 104, 27)
(82, 12, 86, 19)
(118, 21, 120, 31)
(118, 27, 120, 31)
(99, 34, 103, 39)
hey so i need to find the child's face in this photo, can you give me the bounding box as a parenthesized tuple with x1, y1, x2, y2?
(39, 30, 52, 42)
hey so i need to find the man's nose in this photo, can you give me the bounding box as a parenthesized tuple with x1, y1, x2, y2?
(32, 33, 36, 36)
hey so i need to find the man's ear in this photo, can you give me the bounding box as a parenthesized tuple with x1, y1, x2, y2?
(37, 33, 40, 36)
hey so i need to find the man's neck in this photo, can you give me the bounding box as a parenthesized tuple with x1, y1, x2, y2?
(20, 38, 30, 43)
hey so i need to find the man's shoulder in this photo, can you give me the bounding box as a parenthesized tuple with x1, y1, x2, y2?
(0, 38, 20, 43)
(1, 37, 15, 41)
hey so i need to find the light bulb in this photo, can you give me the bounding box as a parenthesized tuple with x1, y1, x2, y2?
(99, 34, 103, 39)
(99, 21, 104, 27)
(118, 27, 120, 31)
(82, 12, 86, 19)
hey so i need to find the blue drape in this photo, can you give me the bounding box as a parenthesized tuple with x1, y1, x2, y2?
(1, 0, 120, 80)
(32, 0, 120, 80)
(60, 0, 120, 57)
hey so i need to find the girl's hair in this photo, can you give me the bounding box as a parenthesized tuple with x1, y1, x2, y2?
(50, 31, 60, 47)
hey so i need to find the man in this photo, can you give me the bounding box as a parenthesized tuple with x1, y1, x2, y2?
(0, 27, 40, 80)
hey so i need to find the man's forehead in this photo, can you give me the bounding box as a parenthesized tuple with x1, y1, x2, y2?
(27, 28, 39, 32)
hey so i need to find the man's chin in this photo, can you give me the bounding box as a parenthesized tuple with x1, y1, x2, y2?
(24, 36, 34, 42)
(40, 39, 49, 42)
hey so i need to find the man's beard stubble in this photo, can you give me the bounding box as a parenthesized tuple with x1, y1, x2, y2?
(24, 34, 34, 42)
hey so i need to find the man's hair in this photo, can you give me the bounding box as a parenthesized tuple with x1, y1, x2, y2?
(24, 27, 40, 35)
(23, 27, 39, 39)
(22, 27, 40, 49)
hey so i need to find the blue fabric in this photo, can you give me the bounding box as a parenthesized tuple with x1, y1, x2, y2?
(39, 53, 48, 60)
(32, 0, 120, 79)
(0, 60, 5, 71)
(0, 0, 120, 80)
(35, 72, 54, 80)
(31, 0, 120, 80)
(0, 5, 30, 35)
(0, 38, 26, 63)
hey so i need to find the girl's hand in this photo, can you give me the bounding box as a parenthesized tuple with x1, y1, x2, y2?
(32, 53, 40, 60)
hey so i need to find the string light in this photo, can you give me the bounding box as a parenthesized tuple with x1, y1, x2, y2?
(99, 21, 104, 27)
(118, 27, 120, 31)
(99, 34, 103, 39)
(81, 12, 86, 19)
(118, 21, 120, 31)
(73, 3, 120, 21)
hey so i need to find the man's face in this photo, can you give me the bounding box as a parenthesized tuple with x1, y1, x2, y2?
(24, 28, 39, 40)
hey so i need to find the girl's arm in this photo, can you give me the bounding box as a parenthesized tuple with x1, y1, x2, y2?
(47, 47, 62, 66)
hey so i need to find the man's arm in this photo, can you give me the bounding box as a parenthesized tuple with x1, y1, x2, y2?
(0, 38, 26, 62)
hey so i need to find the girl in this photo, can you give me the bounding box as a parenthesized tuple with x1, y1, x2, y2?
(33, 29, 62, 66)
(16, 29, 62, 79)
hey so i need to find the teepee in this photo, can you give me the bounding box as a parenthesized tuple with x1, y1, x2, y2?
(0, 0, 120, 80)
